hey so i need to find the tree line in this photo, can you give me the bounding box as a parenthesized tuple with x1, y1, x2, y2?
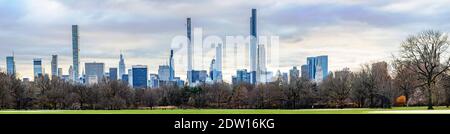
(1, 30, 450, 110)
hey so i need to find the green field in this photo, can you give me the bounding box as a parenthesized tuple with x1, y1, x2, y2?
(1, 106, 450, 114)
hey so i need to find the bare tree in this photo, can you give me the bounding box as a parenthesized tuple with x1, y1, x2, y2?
(351, 65, 373, 108)
(322, 68, 353, 108)
(392, 61, 419, 106)
(395, 30, 450, 109)
(372, 62, 394, 108)
(441, 74, 450, 107)
(230, 85, 249, 108)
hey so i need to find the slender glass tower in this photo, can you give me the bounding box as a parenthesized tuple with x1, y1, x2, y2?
(249, 9, 258, 84)
(169, 49, 175, 81)
(187, 18, 192, 84)
(72, 25, 79, 82)
(6, 56, 15, 76)
(119, 53, 125, 80)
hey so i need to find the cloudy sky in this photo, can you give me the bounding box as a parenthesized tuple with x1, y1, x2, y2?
(1, 0, 450, 82)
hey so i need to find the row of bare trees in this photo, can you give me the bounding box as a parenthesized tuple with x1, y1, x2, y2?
(1, 30, 449, 110)
(1, 63, 448, 110)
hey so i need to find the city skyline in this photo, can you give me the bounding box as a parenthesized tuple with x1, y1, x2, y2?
(1, 0, 450, 82)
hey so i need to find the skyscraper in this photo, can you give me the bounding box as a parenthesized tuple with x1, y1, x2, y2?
(187, 17, 193, 85)
(215, 44, 223, 81)
(209, 59, 217, 81)
(109, 68, 118, 81)
(6, 56, 15, 76)
(72, 25, 80, 81)
(306, 55, 328, 82)
(149, 74, 159, 88)
(209, 43, 223, 83)
(249, 9, 258, 85)
(256, 44, 266, 83)
(58, 68, 63, 77)
(301, 65, 309, 79)
(33, 58, 43, 78)
(169, 49, 175, 81)
(132, 65, 148, 88)
(232, 69, 252, 85)
(51, 55, 58, 77)
(191, 70, 208, 85)
(289, 66, 299, 84)
(158, 65, 170, 81)
(128, 69, 132, 86)
(68, 65, 73, 81)
(250, 9, 257, 72)
(118, 53, 125, 80)
(85, 62, 104, 85)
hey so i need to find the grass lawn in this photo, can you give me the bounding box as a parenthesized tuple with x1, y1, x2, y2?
(1, 106, 450, 114)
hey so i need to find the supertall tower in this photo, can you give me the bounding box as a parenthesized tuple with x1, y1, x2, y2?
(249, 9, 258, 84)
(169, 49, 175, 81)
(187, 18, 193, 84)
(72, 25, 80, 82)
(119, 52, 126, 79)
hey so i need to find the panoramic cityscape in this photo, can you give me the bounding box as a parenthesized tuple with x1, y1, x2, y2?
(2, 8, 329, 88)
(3, 1, 450, 132)
(1, 0, 450, 112)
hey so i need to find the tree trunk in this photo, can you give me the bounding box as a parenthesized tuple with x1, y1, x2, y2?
(427, 84, 434, 110)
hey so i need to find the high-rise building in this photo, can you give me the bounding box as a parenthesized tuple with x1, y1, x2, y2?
(289, 66, 299, 84)
(249, 9, 258, 85)
(58, 68, 63, 77)
(85, 62, 104, 85)
(250, 9, 257, 72)
(191, 70, 208, 85)
(158, 65, 170, 81)
(128, 69, 132, 86)
(72, 25, 80, 81)
(51, 55, 58, 77)
(6, 56, 15, 76)
(118, 53, 125, 80)
(256, 44, 266, 84)
(132, 65, 148, 88)
(169, 49, 175, 81)
(209, 43, 223, 83)
(282, 72, 288, 83)
(306, 55, 328, 82)
(121, 74, 129, 85)
(33, 58, 43, 78)
(68, 65, 73, 81)
(109, 68, 118, 81)
(149, 74, 159, 88)
(209, 59, 217, 81)
(214, 44, 223, 82)
(232, 69, 252, 85)
(187, 17, 193, 85)
(301, 65, 309, 79)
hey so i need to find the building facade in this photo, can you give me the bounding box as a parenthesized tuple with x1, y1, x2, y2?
(33, 58, 43, 78)
(132, 65, 148, 88)
(51, 55, 58, 77)
(6, 56, 15, 75)
(109, 68, 118, 81)
(72, 25, 80, 81)
(85, 62, 104, 85)
(306, 55, 328, 82)
(232, 69, 252, 85)
(289, 66, 299, 84)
